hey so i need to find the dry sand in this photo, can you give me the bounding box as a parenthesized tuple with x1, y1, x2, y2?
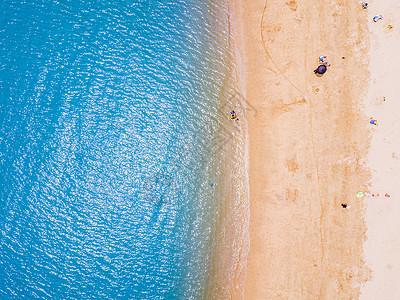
(234, 0, 378, 298)
(361, 1, 400, 299)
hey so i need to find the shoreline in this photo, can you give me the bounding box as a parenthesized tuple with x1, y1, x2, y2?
(205, 1, 250, 298)
(238, 0, 371, 298)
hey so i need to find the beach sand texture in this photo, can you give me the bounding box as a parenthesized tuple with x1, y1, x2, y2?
(361, 1, 400, 299)
(236, 0, 375, 298)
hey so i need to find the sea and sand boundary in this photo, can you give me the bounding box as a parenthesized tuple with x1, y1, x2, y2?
(230, 0, 400, 298)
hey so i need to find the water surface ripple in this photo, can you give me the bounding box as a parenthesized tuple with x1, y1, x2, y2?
(0, 0, 234, 298)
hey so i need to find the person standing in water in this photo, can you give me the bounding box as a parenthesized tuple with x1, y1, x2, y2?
(230, 110, 239, 121)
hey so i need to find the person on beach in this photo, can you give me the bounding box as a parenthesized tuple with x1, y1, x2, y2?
(373, 15, 383, 22)
(361, 2, 368, 9)
(319, 55, 330, 66)
(341, 203, 350, 209)
(370, 118, 378, 125)
(230, 110, 238, 121)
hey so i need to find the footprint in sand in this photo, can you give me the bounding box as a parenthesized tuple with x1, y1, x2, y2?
(285, 0, 298, 11)
(286, 158, 299, 173)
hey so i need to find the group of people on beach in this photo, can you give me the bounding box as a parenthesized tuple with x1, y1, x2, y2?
(313, 2, 393, 74)
(362, 2, 393, 28)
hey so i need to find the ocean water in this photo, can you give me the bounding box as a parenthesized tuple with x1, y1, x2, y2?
(0, 0, 248, 299)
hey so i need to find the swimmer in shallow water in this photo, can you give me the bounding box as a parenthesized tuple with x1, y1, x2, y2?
(230, 110, 238, 121)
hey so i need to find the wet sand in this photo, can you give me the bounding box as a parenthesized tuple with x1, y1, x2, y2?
(236, 0, 372, 298)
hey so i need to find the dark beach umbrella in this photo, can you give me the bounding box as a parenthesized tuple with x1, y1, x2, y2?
(315, 65, 327, 74)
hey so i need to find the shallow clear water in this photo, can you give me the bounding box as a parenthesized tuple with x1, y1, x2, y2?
(0, 0, 245, 299)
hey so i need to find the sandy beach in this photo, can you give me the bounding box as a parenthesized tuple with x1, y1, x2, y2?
(361, 1, 400, 298)
(234, 0, 380, 298)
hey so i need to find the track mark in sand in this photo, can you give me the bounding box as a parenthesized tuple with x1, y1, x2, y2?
(260, 0, 321, 191)
(275, 98, 307, 112)
(295, 0, 326, 289)
(260, 1, 307, 97)
(260, 0, 325, 290)
(296, 1, 328, 295)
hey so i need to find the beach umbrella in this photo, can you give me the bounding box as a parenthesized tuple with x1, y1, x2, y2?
(315, 65, 327, 74)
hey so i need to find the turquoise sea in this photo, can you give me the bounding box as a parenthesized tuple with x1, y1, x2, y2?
(1, 0, 249, 299)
